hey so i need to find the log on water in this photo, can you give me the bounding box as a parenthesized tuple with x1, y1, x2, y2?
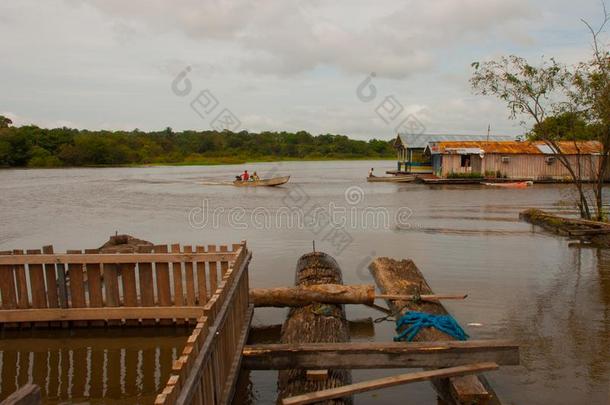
(250, 284, 466, 308)
(250, 284, 375, 307)
(369, 257, 501, 405)
(278, 252, 352, 405)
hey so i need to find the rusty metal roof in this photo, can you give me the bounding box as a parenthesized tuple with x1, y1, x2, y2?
(427, 140, 602, 155)
(395, 133, 515, 149)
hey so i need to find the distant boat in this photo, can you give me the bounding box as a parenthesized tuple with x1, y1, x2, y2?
(481, 181, 533, 188)
(367, 175, 415, 183)
(233, 176, 290, 187)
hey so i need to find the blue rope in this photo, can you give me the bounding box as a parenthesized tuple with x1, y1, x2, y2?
(394, 311, 469, 342)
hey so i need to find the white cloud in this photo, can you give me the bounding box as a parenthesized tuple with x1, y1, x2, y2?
(72, 0, 537, 79)
(0, 0, 604, 138)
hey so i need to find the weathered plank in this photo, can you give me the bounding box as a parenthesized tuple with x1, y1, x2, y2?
(154, 245, 172, 326)
(219, 245, 229, 276)
(0, 383, 42, 405)
(281, 363, 499, 405)
(183, 245, 196, 306)
(26, 250, 47, 309)
(0, 251, 18, 310)
(42, 246, 59, 311)
(13, 250, 29, 310)
(137, 245, 155, 326)
(242, 340, 519, 370)
(208, 245, 218, 293)
(195, 246, 208, 305)
(0, 252, 237, 265)
(370, 257, 500, 405)
(84, 249, 103, 307)
(0, 306, 205, 322)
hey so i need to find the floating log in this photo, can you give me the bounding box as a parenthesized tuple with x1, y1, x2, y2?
(278, 252, 352, 404)
(369, 257, 501, 405)
(281, 362, 499, 405)
(242, 340, 519, 370)
(250, 284, 466, 308)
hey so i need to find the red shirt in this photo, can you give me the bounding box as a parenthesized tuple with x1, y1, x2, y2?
(242, 172, 249, 180)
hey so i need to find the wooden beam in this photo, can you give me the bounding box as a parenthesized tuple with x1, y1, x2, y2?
(242, 340, 519, 370)
(281, 362, 499, 405)
(0, 252, 237, 265)
(0, 306, 205, 323)
(0, 384, 41, 405)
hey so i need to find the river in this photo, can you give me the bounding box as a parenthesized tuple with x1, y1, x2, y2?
(1, 160, 609, 404)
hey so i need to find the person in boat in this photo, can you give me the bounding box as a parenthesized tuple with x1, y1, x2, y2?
(251, 171, 260, 181)
(368, 168, 375, 177)
(241, 170, 249, 181)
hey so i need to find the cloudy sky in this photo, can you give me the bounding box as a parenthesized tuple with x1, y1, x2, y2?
(0, 0, 606, 139)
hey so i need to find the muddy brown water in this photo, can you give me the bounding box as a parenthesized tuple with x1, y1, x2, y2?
(1, 161, 609, 404)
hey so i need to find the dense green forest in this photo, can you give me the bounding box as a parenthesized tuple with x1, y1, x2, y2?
(0, 117, 394, 167)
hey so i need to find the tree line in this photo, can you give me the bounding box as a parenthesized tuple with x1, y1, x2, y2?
(0, 121, 394, 168)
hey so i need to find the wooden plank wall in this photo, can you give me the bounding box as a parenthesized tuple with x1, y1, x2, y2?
(0, 243, 243, 327)
(154, 244, 252, 405)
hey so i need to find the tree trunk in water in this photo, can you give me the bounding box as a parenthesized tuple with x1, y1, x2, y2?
(277, 252, 352, 404)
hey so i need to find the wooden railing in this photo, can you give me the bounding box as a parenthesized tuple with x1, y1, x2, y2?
(0, 243, 245, 326)
(154, 244, 253, 405)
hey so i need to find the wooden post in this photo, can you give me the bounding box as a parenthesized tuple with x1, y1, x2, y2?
(0, 250, 18, 328)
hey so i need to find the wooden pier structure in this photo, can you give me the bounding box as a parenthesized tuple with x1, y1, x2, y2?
(0, 242, 519, 405)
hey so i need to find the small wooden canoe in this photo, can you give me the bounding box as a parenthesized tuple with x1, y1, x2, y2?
(367, 175, 415, 183)
(233, 175, 290, 187)
(481, 181, 533, 188)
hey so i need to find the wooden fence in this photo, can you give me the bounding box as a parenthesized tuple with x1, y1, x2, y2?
(154, 244, 253, 405)
(0, 243, 246, 327)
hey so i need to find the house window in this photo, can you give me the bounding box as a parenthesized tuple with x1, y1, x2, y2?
(460, 155, 471, 168)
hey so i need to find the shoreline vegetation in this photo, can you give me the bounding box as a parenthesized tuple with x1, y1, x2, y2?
(0, 121, 395, 169)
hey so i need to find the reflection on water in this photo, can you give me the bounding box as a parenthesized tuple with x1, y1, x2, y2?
(1, 161, 610, 404)
(0, 328, 189, 404)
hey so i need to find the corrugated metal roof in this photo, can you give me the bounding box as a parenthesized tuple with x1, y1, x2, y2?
(427, 140, 602, 155)
(396, 133, 516, 149)
(536, 144, 558, 154)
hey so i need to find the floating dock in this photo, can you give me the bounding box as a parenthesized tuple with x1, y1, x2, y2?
(0, 244, 519, 405)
